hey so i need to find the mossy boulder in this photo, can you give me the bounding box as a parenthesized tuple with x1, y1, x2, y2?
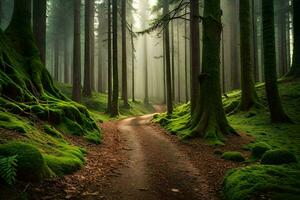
(251, 142, 272, 159)
(0, 142, 52, 182)
(261, 150, 297, 165)
(221, 151, 245, 162)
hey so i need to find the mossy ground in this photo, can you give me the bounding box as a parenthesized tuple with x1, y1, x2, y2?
(154, 79, 300, 199)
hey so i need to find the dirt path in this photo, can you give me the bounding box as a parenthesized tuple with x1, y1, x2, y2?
(30, 111, 252, 200)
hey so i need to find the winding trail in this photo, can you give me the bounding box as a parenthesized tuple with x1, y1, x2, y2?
(102, 114, 210, 200)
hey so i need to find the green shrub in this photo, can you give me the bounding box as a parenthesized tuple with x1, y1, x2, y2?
(261, 150, 297, 165)
(0, 142, 51, 182)
(251, 142, 272, 159)
(0, 155, 17, 185)
(221, 151, 245, 162)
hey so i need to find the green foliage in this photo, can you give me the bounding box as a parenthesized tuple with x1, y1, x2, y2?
(261, 150, 297, 165)
(0, 155, 17, 185)
(251, 142, 272, 159)
(221, 151, 245, 162)
(223, 165, 300, 200)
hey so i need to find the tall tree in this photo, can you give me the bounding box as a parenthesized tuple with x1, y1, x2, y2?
(54, 39, 59, 81)
(83, 0, 92, 96)
(184, 0, 235, 143)
(111, 0, 119, 116)
(72, 0, 81, 102)
(33, 0, 46, 65)
(64, 37, 70, 84)
(286, 0, 300, 78)
(184, 6, 189, 103)
(130, 24, 136, 102)
(121, 0, 130, 107)
(107, 0, 113, 112)
(97, 4, 104, 93)
(190, 0, 200, 113)
(177, 19, 181, 102)
(163, 0, 173, 114)
(262, 0, 291, 123)
(90, 1, 95, 91)
(239, 0, 259, 111)
(171, 21, 175, 101)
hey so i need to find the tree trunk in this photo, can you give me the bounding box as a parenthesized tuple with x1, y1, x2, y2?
(83, 0, 92, 96)
(286, 0, 300, 78)
(239, 0, 259, 111)
(72, 0, 81, 102)
(130, 24, 135, 102)
(121, 0, 129, 107)
(64, 38, 69, 84)
(144, 34, 149, 104)
(107, 0, 112, 113)
(163, 33, 167, 104)
(251, 0, 259, 82)
(190, 0, 200, 113)
(177, 19, 181, 102)
(184, 6, 189, 103)
(111, 0, 119, 116)
(54, 39, 59, 81)
(33, 0, 46, 65)
(91, 2, 95, 91)
(184, 0, 235, 144)
(97, 10, 103, 93)
(262, 0, 291, 123)
(171, 21, 175, 101)
(163, 0, 173, 114)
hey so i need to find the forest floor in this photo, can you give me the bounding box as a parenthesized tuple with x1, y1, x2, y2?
(29, 110, 252, 200)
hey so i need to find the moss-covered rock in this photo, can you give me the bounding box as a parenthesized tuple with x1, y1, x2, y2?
(261, 150, 297, 165)
(221, 151, 245, 162)
(0, 142, 52, 182)
(223, 165, 300, 200)
(251, 142, 272, 159)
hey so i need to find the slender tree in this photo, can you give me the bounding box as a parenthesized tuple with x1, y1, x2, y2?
(177, 19, 181, 102)
(190, 0, 200, 113)
(90, 0, 95, 91)
(239, 0, 259, 111)
(130, 24, 136, 102)
(111, 0, 119, 116)
(184, 6, 189, 103)
(64, 38, 69, 83)
(54, 39, 59, 81)
(262, 0, 291, 123)
(72, 0, 81, 102)
(171, 21, 175, 101)
(33, 0, 46, 65)
(97, 4, 103, 93)
(122, 0, 130, 107)
(286, 0, 300, 78)
(83, 0, 92, 96)
(107, 0, 112, 113)
(163, 0, 173, 114)
(183, 0, 235, 142)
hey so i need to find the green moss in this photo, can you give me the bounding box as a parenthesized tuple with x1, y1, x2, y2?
(261, 150, 297, 165)
(251, 142, 272, 159)
(42, 125, 63, 138)
(0, 142, 52, 182)
(221, 151, 245, 162)
(223, 165, 300, 200)
(0, 111, 30, 133)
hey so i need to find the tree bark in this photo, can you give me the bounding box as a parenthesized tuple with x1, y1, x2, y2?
(64, 38, 69, 84)
(54, 39, 59, 81)
(251, 0, 259, 82)
(177, 19, 181, 102)
(107, 0, 112, 113)
(97, 7, 103, 93)
(122, 0, 129, 107)
(190, 0, 200, 113)
(239, 0, 259, 111)
(171, 21, 175, 101)
(184, 6, 189, 103)
(262, 0, 291, 123)
(91, 1, 95, 91)
(163, 0, 173, 114)
(111, 0, 119, 116)
(72, 0, 81, 102)
(83, 0, 92, 96)
(184, 0, 235, 143)
(286, 0, 300, 78)
(33, 0, 46, 65)
(144, 34, 149, 104)
(130, 24, 135, 102)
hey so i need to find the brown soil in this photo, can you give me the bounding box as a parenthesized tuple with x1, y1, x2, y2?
(28, 113, 253, 200)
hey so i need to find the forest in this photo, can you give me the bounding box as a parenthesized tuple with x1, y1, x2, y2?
(0, 0, 299, 199)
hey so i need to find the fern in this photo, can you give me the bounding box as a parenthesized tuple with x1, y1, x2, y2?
(0, 155, 18, 185)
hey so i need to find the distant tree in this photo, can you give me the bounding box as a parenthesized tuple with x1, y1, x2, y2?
(33, 0, 46, 65)
(83, 0, 93, 96)
(190, 0, 200, 113)
(184, 6, 189, 103)
(262, 0, 292, 123)
(184, 0, 235, 142)
(121, 0, 130, 107)
(163, 0, 173, 114)
(286, 0, 300, 78)
(239, 0, 259, 111)
(97, 3, 104, 93)
(72, 0, 81, 102)
(171, 21, 175, 101)
(177, 19, 181, 102)
(90, 1, 95, 91)
(107, 0, 113, 113)
(54, 38, 59, 81)
(130, 24, 136, 102)
(111, 0, 119, 116)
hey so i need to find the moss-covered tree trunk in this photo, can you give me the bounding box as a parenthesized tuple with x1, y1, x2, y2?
(111, 0, 119, 116)
(163, 0, 173, 115)
(239, 0, 259, 111)
(33, 0, 46, 65)
(72, 0, 81, 102)
(286, 0, 300, 78)
(262, 0, 291, 123)
(184, 0, 235, 144)
(190, 0, 200, 114)
(83, 0, 92, 97)
(121, 0, 129, 108)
